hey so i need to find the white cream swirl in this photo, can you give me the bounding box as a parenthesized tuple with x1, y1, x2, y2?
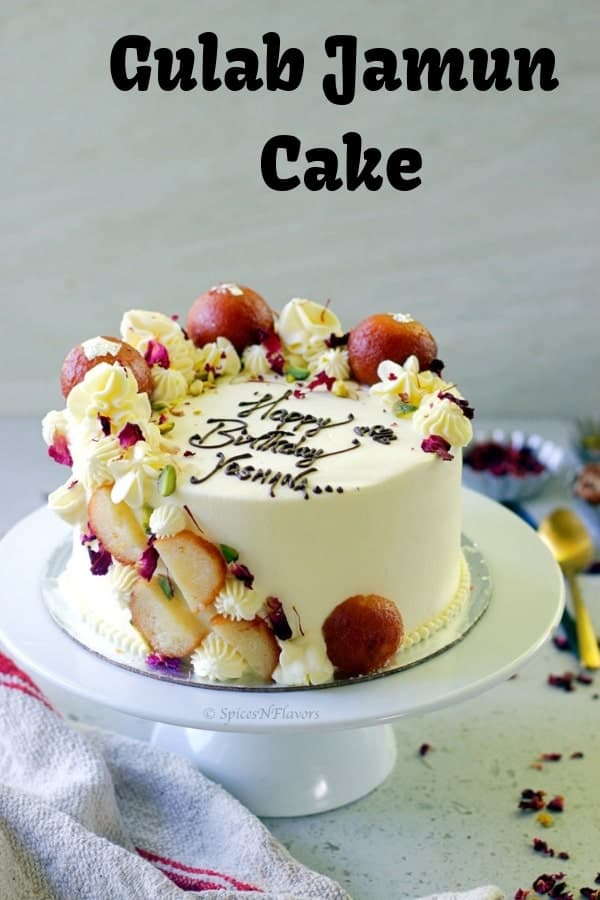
(214, 576, 263, 621)
(370, 356, 445, 413)
(412, 393, 473, 448)
(42, 409, 69, 446)
(309, 347, 350, 381)
(241, 343, 271, 376)
(71, 434, 122, 491)
(195, 337, 241, 379)
(108, 441, 173, 508)
(191, 633, 247, 681)
(277, 298, 342, 362)
(148, 503, 188, 538)
(108, 562, 139, 608)
(120, 309, 196, 383)
(67, 363, 151, 430)
(150, 367, 188, 405)
(272, 632, 334, 686)
(47, 481, 88, 526)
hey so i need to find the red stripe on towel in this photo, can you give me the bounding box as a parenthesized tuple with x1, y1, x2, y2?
(0, 655, 55, 711)
(136, 847, 263, 892)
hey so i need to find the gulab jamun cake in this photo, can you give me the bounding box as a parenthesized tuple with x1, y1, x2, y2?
(43, 285, 475, 686)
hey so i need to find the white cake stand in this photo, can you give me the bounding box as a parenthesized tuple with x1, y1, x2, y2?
(0, 490, 563, 817)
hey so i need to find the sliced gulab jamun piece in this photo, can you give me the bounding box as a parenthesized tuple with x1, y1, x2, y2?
(348, 314, 438, 385)
(60, 337, 153, 399)
(185, 283, 274, 354)
(322, 593, 404, 677)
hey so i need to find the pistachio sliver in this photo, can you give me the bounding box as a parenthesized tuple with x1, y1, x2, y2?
(158, 464, 177, 497)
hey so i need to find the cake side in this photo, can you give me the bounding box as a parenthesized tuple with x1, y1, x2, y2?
(43, 287, 474, 686)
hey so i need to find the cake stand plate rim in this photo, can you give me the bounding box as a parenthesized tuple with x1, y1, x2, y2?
(0, 489, 564, 733)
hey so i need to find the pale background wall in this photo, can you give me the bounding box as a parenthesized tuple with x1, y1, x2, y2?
(1, 0, 598, 417)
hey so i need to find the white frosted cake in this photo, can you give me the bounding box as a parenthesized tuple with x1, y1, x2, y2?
(43, 285, 474, 686)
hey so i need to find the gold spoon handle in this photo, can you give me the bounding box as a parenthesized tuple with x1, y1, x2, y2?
(567, 572, 600, 670)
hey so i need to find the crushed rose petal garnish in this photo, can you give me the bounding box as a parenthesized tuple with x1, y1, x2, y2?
(137, 543, 159, 581)
(514, 890, 531, 900)
(418, 743, 432, 757)
(548, 672, 576, 692)
(325, 331, 349, 349)
(146, 653, 181, 672)
(421, 435, 454, 461)
(48, 433, 73, 467)
(259, 330, 285, 375)
(519, 788, 546, 811)
(570, 751, 584, 759)
(541, 753, 563, 762)
(266, 596, 293, 640)
(80, 525, 96, 545)
(581, 890, 600, 900)
(307, 371, 336, 392)
(437, 391, 475, 420)
(532, 838, 555, 856)
(145, 340, 170, 369)
(532, 874, 566, 896)
(229, 562, 254, 589)
(98, 415, 111, 436)
(546, 795, 564, 813)
(88, 544, 112, 576)
(117, 422, 144, 448)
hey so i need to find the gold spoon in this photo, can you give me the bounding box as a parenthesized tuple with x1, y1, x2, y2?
(539, 507, 600, 670)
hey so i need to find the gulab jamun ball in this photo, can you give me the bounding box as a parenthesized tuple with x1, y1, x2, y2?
(322, 594, 404, 677)
(186, 283, 274, 354)
(60, 337, 153, 399)
(348, 313, 438, 385)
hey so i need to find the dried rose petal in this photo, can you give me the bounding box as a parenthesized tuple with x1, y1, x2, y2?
(421, 435, 454, 461)
(437, 391, 475, 420)
(553, 634, 570, 651)
(98, 415, 111, 436)
(541, 753, 563, 762)
(229, 563, 254, 590)
(546, 795, 564, 813)
(259, 330, 285, 375)
(548, 672, 576, 692)
(48, 433, 73, 467)
(515, 891, 530, 900)
(557, 852, 569, 861)
(307, 370, 336, 392)
(118, 422, 144, 448)
(137, 543, 159, 581)
(292, 389, 306, 399)
(576, 672, 594, 685)
(549, 883, 572, 900)
(519, 788, 546, 811)
(570, 751, 584, 759)
(80, 525, 96, 545)
(146, 653, 181, 672)
(266, 596, 293, 641)
(532, 838, 554, 856)
(325, 331, 350, 349)
(532, 874, 566, 896)
(145, 340, 170, 369)
(88, 544, 112, 576)
(418, 743, 432, 757)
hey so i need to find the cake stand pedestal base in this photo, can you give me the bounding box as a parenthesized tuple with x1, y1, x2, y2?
(151, 722, 397, 817)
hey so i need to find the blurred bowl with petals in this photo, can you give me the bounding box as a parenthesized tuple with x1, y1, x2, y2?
(462, 429, 564, 502)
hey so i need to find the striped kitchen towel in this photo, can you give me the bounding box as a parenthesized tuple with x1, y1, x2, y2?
(0, 653, 503, 900)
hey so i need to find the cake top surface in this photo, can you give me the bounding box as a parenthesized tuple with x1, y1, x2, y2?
(44, 286, 474, 512)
